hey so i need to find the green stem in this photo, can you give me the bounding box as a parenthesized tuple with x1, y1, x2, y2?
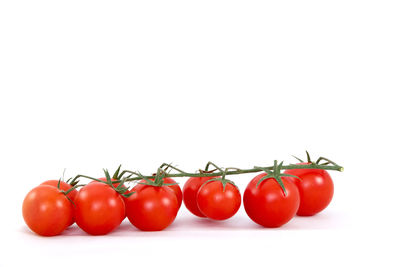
(122, 163, 343, 182)
(70, 174, 108, 184)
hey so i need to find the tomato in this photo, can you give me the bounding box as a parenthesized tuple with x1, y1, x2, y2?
(243, 173, 300, 227)
(133, 177, 182, 208)
(125, 185, 179, 231)
(74, 182, 125, 235)
(90, 177, 129, 217)
(22, 185, 73, 236)
(183, 176, 216, 217)
(284, 163, 334, 216)
(197, 180, 241, 220)
(40, 180, 78, 226)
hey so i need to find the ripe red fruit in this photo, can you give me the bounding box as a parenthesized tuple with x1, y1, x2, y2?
(125, 185, 179, 231)
(40, 180, 78, 226)
(74, 182, 125, 235)
(22, 185, 74, 236)
(197, 180, 241, 220)
(244, 173, 300, 227)
(284, 164, 334, 216)
(183, 176, 216, 217)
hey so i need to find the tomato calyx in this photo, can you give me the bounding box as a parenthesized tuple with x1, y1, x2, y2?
(254, 160, 300, 196)
(201, 177, 237, 192)
(70, 166, 135, 197)
(199, 162, 240, 191)
(65, 177, 80, 187)
(292, 151, 344, 171)
(54, 179, 83, 204)
(137, 165, 180, 187)
(54, 169, 79, 187)
(102, 168, 134, 197)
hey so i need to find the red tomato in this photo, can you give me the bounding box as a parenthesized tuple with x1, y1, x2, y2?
(74, 182, 125, 235)
(197, 180, 241, 220)
(243, 173, 300, 228)
(125, 185, 179, 231)
(133, 177, 182, 208)
(183, 176, 217, 217)
(284, 164, 334, 216)
(40, 180, 78, 226)
(90, 177, 128, 217)
(22, 185, 73, 236)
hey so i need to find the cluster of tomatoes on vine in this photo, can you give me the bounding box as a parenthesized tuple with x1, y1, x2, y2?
(22, 152, 342, 236)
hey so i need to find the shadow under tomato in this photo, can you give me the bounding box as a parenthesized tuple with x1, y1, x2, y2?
(173, 215, 263, 231)
(20, 211, 346, 238)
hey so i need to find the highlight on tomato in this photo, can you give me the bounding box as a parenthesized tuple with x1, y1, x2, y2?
(22, 185, 74, 236)
(196, 178, 241, 220)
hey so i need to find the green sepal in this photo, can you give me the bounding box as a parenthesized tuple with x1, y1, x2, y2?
(114, 177, 131, 195)
(115, 175, 128, 190)
(61, 184, 84, 206)
(122, 191, 135, 198)
(64, 194, 75, 207)
(282, 173, 301, 180)
(69, 178, 80, 187)
(112, 165, 122, 180)
(254, 160, 298, 196)
(306, 151, 312, 163)
(292, 155, 304, 163)
(162, 182, 179, 186)
(102, 168, 133, 195)
(200, 177, 237, 192)
(137, 172, 157, 186)
(103, 169, 115, 189)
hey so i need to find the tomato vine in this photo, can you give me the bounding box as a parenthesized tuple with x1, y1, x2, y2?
(68, 152, 343, 194)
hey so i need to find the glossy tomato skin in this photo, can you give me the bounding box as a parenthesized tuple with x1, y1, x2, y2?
(133, 178, 182, 208)
(125, 185, 179, 231)
(74, 182, 125, 235)
(183, 176, 217, 217)
(284, 164, 334, 216)
(40, 180, 78, 226)
(244, 173, 300, 228)
(22, 185, 73, 236)
(162, 177, 182, 208)
(90, 178, 128, 217)
(197, 181, 241, 220)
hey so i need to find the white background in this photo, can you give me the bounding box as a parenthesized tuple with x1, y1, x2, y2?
(1, 0, 399, 266)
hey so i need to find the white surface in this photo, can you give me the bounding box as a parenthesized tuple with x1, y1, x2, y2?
(1, 0, 399, 266)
